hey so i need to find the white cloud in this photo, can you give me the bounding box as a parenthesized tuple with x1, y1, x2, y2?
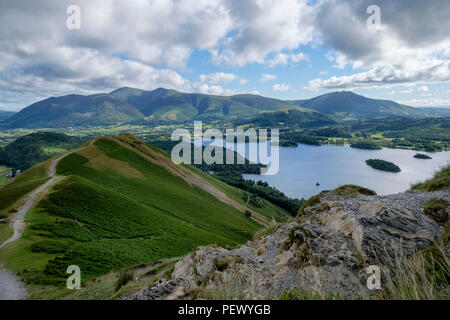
(291, 53, 307, 63)
(0, 53, 191, 105)
(326, 51, 348, 69)
(0, 0, 237, 106)
(266, 52, 307, 67)
(0, 0, 318, 107)
(400, 88, 414, 94)
(210, 0, 316, 66)
(193, 83, 236, 96)
(307, 59, 450, 90)
(272, 84, 291, 92)
(418, 86, 430, 93)
(260, 74, 278, 82)
(239, 79, 249, 85)
(309, 0, 450, 89)
(266, 53, 289, 68)
(398, 98, 450, 107)
(199, 72, 237, 84)
(2, 0, 450, 106)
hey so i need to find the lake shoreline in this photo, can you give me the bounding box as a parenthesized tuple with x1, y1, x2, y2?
(244, 142, 450, 200)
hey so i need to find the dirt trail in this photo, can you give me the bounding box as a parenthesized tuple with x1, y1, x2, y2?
(0, 139, 96, 250)
(0, 139, 96, 300)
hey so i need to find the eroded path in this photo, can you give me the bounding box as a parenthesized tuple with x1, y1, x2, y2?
(0, 268, 27, 300)
(0, 139, 96, 299)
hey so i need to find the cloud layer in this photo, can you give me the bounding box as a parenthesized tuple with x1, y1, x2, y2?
(0, 0, 449, 108)
(307, 0, 450, 90)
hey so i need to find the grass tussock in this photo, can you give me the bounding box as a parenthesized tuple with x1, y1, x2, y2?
(382, 242, 449, 300)
(423, 198, 448, 224)
(280, 289, 344, 300)
(253, 220, 280, 240)
(330, 184, 377, 197)
(297, 195, 321, 216)
(115, 270, 134, 292)
(412, 165, 450, 192)
(191, 272, 268, 300)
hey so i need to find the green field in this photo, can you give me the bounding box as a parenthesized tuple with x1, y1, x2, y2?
(0, 135, 290, 297)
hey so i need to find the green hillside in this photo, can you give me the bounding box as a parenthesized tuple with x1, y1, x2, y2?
(234, 108, 336, 128)
(0, 134, 290, 293)
(0, 132, 82, 171)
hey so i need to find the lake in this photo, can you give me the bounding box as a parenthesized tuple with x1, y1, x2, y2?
(243, 143, 450, 199)
(194, 139, 450, 200)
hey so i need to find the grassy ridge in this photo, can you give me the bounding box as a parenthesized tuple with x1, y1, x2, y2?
(0, 135, 279, 290)
(23, 175, 241, 284)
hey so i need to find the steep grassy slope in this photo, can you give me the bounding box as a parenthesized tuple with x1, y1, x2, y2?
(0, 132, 82, 170)
(0, 134, 290, 291)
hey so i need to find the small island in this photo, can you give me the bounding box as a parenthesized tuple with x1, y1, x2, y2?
(413, 153, 432, 160)
(365, 159, 401, 173)
(350, 140, 382, 150)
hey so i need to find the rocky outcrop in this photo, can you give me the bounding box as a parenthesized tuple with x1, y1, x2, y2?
(129, 187, 449, 299)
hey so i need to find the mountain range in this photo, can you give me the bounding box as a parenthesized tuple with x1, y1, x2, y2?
(2, 88, 449, 128)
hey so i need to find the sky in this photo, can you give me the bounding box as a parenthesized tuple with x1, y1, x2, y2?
(0, 0, 450, 111)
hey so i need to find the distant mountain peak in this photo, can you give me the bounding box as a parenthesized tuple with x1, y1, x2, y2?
(109, 87, 145, 100)
(291, 90, 423, 119)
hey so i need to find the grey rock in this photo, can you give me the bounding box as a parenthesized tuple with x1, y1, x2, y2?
(128, 187, 448, 299)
